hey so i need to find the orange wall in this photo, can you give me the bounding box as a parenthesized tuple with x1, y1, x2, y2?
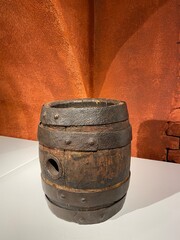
(94, 0, 179, 159)
(0, 0, 179, 160)
(0, 0, 89, 139)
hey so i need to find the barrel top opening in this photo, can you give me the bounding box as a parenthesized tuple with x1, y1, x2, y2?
(40, 98, 128, 126)
(47, 98, 125, 109)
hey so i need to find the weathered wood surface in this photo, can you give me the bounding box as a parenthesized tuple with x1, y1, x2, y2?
(38, 99, 132, 224)
(39, 144, 131, 189)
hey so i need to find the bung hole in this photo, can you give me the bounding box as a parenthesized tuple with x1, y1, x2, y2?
(46, 158, 60, 177)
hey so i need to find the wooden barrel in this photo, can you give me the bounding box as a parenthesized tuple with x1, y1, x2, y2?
(38, 98, 132, 224)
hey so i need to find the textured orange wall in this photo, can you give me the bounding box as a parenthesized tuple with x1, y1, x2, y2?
(0, 0, 179, 160)
(94, 0, 179, 159)
(0, 0, 90, 139)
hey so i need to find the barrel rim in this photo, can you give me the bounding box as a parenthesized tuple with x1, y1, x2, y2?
(45, 98, 125, 109)
(45, 193, 126, 224)
(40, 98, 129, 126)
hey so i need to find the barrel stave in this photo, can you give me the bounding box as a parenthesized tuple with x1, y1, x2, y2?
(39, 144, 131, 189)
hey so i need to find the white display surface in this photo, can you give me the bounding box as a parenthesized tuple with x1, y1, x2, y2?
(0, 136, 38, 178)
(0, 137, 180, 240)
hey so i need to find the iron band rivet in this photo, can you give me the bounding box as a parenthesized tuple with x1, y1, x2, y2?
(65, 139, 71, 145)
(54, 114, 59, 120)
(60, 194, 65, 199)
(81, 197, 86, 203)
(89, 138, 95, 146)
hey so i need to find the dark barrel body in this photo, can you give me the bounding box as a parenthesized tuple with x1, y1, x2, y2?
(38, 98, 132, 224)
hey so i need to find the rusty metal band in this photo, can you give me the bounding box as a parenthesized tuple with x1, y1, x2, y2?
(40, 98, 128, 126)
(41, 173, 130, 208)
(38, 125, 132, 151)
(45, 194, 126, 224)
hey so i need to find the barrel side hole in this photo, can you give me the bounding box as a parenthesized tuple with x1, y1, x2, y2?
(46, 158, 60, 177)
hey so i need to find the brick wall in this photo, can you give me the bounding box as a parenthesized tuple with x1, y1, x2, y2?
(165, 2, 180, 163)
(166, 120, 180, 163)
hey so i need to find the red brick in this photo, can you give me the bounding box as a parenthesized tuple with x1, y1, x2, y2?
(162, 135, 180, 149)
(169, 109, 180, 122)
(168, 150, 180, 164)
(166, 122, 180, 137)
